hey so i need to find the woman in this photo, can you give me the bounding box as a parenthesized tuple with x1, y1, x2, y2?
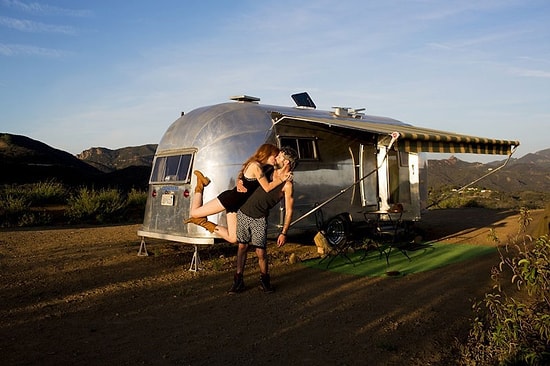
(185, 143, 291, 243)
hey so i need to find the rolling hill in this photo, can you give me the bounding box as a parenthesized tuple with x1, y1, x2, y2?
(0, 133, 102, 185)
(0, 133, 150, 189)
(427, 150, 550, 193)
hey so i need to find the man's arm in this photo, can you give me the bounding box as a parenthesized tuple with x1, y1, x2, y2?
(277, 181, 294, 247)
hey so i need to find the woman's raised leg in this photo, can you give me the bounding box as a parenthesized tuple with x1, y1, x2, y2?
(185, 171, 220, 233)
(213, 212, 238, 243)
(193, 170, 210, 193)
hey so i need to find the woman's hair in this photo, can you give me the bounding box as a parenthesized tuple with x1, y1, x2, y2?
(239, 143, 280, 177)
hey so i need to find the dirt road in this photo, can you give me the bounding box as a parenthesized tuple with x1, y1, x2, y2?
(0, 208, 544, 365)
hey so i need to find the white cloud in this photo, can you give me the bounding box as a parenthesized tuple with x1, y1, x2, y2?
(0, 42, 70, 57)
(415, 0, 523, 21)
(435, 30, 529, 50)
(508, 67, 550, 79)
(1, 0, 92, 17)
(0, 15, 76, 34)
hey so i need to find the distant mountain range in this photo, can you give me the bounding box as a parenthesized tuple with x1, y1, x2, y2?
(2, 132, 549, 193)
(427, 150, 550, 193)
(76, 144, 157, 173)
(0, 133, 152, 190)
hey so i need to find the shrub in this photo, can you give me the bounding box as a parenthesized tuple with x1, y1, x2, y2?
(124, 188, 147, 222)
(66, 187, 126, 224)
(17, 210, 52, 226)
(460, 208, 550, 365)
(533, 203, 550, 238)
(0, 196, 53, 227)
(1, 181, 67, 205)
(519, 191, 550, 210)
(0, 194, 30, 227)
(429, 187, 549, 210)
(433, 195, 485, 209)
(127, 188, 147, 207)
(26, 180, 67, 205)
(1, 184, 146, 226)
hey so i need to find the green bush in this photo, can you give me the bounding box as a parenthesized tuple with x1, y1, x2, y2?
(127, 188, 147, 207)
(0, 195, 53, 227)
(0, 194, 30, 227)
(429, 187, 549, 210)
(17, 210, 52, 226)
(460, 208, 550, 365)
(432, 195, 485, 209)
(0, 184, 146, 226)
(66, 187, 127, 224)
(533, 204, 549, 238)
(0, 181, 66, 226)
(26, 180, 67, 205)
(1, 181, 66, 205)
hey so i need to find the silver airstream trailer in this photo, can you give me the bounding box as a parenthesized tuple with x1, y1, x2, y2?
(137, 92, 519, 260)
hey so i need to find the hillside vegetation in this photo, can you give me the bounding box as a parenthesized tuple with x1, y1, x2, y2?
(1, 133, 549, 228)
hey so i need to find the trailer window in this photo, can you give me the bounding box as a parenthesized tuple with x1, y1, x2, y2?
(279, 137, 317, 160)
(150, 154, 193, 183)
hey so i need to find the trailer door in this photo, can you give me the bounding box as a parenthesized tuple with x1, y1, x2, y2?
(359, 144, 378, 207)
(386, 149, 412, 206)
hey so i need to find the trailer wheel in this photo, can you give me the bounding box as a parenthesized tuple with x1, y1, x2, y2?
(325, 215, 349, 247)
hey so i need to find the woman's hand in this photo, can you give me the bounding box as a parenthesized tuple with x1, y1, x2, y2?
(236, 178, 247, 193)
(274, 170, 293, 183)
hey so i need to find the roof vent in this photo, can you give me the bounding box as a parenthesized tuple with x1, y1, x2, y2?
(349, 108, 365, 118)
(332, 107, 349, 117)
(230, 95, 260, 103)
(332, 106, 365, 119)
(291, 92, 316, 109)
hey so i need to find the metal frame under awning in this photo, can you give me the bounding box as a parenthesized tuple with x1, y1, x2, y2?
(273, 115, 520, 155)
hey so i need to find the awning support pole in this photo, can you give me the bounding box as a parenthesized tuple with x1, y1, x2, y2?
(456, 146, 518, 193)
(425, 145, 518, 210)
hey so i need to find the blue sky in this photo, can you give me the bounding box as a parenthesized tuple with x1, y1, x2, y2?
(1, 0, 548, 162)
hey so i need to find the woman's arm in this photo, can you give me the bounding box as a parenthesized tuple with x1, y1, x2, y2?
(246, 162, 288, 192)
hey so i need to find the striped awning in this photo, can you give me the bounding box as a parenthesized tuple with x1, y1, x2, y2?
(274, 115, 520, 155)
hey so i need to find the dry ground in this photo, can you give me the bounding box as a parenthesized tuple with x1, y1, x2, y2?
(0, 208, 545, 366)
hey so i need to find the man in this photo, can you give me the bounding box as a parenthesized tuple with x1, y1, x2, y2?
(228, 146, 298, 294)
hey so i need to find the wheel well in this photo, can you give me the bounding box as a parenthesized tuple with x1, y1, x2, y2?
(323, 213, 351, 247)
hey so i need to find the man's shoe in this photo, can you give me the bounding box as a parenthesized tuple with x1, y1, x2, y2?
(228, 273, 245, 294)
(259, 273, 274, 293)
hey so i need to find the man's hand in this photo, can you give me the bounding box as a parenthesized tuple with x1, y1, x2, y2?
(277, 233, 287, 247)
